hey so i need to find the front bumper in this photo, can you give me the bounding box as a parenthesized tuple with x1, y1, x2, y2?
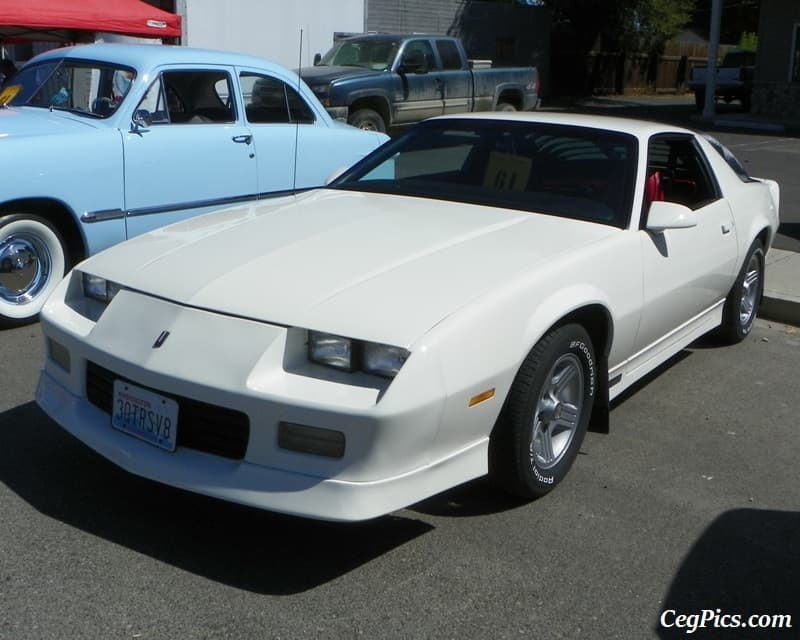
(36, 369, 487, 521)
(35, 278, 488, 521)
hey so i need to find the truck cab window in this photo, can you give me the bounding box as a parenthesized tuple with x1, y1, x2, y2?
(436, 40, 462, 70)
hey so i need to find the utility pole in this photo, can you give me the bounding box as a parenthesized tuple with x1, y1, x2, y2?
(702, 0, 723, 121)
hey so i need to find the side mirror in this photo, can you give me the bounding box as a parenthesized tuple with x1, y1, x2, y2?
(646, 201, 697, 234)
(399, 51, 427, 74)
(131, 108, 153, 131)
(313, 53, 322, 66)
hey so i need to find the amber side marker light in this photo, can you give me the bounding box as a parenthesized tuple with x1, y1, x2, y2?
(48, 338, 71, 373)
(468, 388, 495, 407)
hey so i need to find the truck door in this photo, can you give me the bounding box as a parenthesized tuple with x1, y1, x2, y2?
(393, 39, 444, 124)
(435, 39, 472, 114)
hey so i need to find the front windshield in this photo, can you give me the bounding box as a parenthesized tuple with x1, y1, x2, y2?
(2, 59, 136, 118)
(318, 39, 400, 71)
(331, 119, 638, 229)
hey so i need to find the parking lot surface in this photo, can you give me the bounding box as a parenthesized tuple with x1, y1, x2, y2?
(1, 319, 798, 639)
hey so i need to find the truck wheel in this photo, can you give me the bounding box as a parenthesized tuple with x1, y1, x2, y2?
(496, 102, 517, 112)
(348, 108, 386, 133)
(0, 214, 68, 326)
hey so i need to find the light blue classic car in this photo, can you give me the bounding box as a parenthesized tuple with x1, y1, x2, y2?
(0, 44, 388, 324)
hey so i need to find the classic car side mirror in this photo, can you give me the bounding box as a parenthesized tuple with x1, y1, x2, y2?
(313, 53, 322, 66)
(646, 201, 697, 234)
(131, 109, 153, 132)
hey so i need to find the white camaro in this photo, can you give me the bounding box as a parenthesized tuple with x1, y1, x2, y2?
(36, 113, 779, 521)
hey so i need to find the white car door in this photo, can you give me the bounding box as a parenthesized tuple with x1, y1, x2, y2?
(634, 134, 739, 353)
(122, 67, 258, 239)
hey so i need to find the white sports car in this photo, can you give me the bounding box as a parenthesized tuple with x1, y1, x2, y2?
(36, 113, 779, 521)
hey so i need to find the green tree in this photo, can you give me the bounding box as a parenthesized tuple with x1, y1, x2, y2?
(615, 0, 695, 51)
(690, 0, 760, 45)
(496, 0, 696, 52)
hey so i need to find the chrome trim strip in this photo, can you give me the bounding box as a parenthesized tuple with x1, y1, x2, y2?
(124, 190, 298, 218)
(81, 209, 125, 224)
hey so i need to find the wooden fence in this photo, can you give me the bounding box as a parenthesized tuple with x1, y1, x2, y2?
(547, 42, 737, 97)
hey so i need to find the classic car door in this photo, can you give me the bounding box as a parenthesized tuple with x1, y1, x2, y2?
(122, 67, 258, 239)
(634, 134, 739, 352)
(392, 39, 445, 125)
(236, 71, 300, 195)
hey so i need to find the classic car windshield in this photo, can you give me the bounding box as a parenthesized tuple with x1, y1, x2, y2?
(4, 59, 136, 118)
(318, 38, 400, 71)
(331, 119, 638, 228)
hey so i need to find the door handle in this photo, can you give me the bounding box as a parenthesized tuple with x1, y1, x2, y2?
(232, 134, 252, 145)
(721, 223, 732, 234)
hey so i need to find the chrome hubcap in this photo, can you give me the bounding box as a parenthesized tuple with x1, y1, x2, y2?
(531, 353, 584, 469)
(0, 233, 52, 305)
(739, 253, 760, 327)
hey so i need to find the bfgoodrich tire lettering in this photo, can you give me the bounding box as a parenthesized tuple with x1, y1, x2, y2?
(718, 240, 764, 344)
(490, 323, 596, 498)
(0, 214, 68, 326)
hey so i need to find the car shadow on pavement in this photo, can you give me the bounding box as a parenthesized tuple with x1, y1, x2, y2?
(655, 508, 799, 639)
(409, 476, 530, 518)
(0, 402, 433, 595)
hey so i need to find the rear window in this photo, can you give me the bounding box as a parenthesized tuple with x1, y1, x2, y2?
(702, 134, 756, 183)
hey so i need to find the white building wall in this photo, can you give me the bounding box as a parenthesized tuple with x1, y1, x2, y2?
(180, 0, 365, 69)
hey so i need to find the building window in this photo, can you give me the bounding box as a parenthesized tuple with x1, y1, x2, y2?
(793, 24, 800, 83)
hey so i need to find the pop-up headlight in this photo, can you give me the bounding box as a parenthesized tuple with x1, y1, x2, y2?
(82, 272, 122, 304)
(308, 331, 409, 378)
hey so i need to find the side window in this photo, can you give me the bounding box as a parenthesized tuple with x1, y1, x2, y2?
(141, 70, 235, 124)
(286, 85, 315, 123)
(436, 40, 462, 71)
(402, 40, 436, 72)
(240, 73, 315, 124)
(646, 136, 718, 210)
(137, 75, 170, 124)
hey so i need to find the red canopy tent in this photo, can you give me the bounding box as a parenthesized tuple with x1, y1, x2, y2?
(0, 0, 182, 41)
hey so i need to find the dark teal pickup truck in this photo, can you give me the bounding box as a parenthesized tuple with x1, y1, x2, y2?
(300, 34, 540, 132)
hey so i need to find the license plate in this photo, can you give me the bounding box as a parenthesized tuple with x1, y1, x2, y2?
(112, 380, 179, 452)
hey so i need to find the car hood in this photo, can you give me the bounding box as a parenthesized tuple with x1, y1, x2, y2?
(0, 106, 99, 136)
(84, 190, 616, 347)
(300, 65, 381, 86)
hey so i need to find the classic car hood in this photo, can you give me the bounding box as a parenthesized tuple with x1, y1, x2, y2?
(0, 106, 99, 137)
(84, 190, 616, 346)
(300, 65, 381, 86)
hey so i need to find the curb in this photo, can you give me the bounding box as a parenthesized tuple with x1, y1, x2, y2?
(760, 249, 800, 327)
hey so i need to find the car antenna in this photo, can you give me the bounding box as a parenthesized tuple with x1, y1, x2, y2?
(293, 28, 303, 193)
